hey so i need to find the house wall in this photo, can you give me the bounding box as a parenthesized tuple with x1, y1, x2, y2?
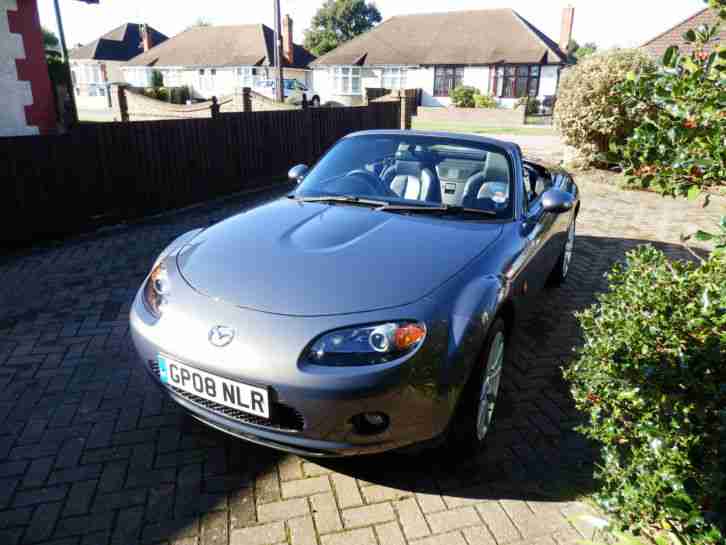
(539, 65, 559, 97)
(313, 63, 562, 109)
(1, 0, 56, 136)
(122, 66, 309, 101)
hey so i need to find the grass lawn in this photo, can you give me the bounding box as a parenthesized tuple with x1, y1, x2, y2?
(412, 118, 557, 136)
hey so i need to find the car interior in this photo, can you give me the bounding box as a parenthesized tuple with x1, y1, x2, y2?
(367, 143, 515, 213)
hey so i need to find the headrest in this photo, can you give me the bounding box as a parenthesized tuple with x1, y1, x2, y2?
(394, 160, 422, 177)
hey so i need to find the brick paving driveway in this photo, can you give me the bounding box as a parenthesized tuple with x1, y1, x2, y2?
(1, 168, 723, 545)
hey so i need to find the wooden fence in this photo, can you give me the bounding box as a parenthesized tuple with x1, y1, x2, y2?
(1, 101, 401, 247)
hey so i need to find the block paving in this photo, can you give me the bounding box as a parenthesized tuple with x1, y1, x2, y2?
(1, 158, 723, 545)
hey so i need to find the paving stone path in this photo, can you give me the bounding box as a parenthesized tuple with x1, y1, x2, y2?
(1, 159, 723, 545)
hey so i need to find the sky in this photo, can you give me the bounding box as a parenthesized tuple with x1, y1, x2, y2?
(38, 0, 709, 52)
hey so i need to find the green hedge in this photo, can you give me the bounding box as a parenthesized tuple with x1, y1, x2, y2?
(565, 246, 726, 544)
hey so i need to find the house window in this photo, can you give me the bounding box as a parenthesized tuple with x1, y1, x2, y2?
(433, 66, 465, 97)
(236, 67, 257, 87)
(495, 65, 540, 98)
(331, 66, 361, 95)
(382, 67, 406, 89)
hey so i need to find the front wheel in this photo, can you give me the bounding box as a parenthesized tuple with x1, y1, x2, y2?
(311, 96, 320, 108)
(548, 219, 575, 286)
(447, 319, 506, 453)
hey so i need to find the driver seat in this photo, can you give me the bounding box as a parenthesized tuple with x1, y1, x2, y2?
(382, 160, 441, 202)
(462, 152, 510, 208)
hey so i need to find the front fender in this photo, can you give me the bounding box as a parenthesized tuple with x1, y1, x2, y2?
(443, 274, 506, 393)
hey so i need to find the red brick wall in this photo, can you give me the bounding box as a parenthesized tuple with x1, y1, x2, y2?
(7, 0, 57, 134)
(642, 8, 725, 59)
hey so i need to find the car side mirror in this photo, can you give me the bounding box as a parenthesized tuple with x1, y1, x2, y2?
(541, 188, 574, 214)
(288, 164, 309, 184)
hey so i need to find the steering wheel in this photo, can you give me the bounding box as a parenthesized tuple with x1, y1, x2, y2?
(345, 169, 397, 198)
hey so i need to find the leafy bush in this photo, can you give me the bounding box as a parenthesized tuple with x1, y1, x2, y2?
(450, 85, 478, 107)
(169, 86, 191, 105)
(564, 246, 726, 544)
(150, 69, 164, 88)
(554, 49, 655, 166)
(614, 23, 726, 198)
(474, 93, 497, 109)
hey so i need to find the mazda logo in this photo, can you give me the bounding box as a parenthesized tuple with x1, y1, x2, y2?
(208, 326, 235, 347)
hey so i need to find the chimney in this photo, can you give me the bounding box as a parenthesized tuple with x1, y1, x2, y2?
(139, 23, 152, 52)
(282, 15, 294, 64)
(559, 6, 575, 54)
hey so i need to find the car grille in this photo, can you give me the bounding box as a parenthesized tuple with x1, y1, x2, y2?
(149, 361, 305, 432)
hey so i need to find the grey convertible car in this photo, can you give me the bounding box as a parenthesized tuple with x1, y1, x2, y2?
(130, 130, 579, 457)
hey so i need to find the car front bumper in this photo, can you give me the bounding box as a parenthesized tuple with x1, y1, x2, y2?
(129, 286, 451, 457)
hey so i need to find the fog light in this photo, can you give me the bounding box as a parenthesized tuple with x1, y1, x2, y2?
(352, 412, 389, 435)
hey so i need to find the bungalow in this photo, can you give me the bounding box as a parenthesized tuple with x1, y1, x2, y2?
(642, 6, 725, 59)
(122, 16, 316, 100)
(311, 7, 574, 108)
(69, 23, 168, 109)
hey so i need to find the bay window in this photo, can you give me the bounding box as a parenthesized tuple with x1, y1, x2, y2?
(331, 66, 361, 94)
(382, 67, 406, 89)
(434, 66, 464, 97)
(495, 65, 540, 98)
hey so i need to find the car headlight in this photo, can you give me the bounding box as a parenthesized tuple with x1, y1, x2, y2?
(143, 261, 170, 318)
(303, 322, 427, 366)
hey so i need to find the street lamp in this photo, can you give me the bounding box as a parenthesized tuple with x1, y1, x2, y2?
(273, 0, 284, 102)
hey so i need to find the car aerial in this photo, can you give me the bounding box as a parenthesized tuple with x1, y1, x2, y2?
(254, 78, 321, 107)
(129, 130, 580, 457)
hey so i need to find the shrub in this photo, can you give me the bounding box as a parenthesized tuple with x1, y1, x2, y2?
(614, 23, 726, 198)
(155, 87, 170, 102)
(169, 86, 191, 105)
(150, 69, 164, 88)
(564, 246, 726, 544)
(474, 93, 497, 109)
(450, 85, 478, 108)
(554, 49, 655, 166)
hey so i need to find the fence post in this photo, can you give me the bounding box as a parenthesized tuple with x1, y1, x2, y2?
(233, 87, 253, 113)
(111, 84, 129, 122)
(399, 90, 411, 130)
(210, 96, 220, 118)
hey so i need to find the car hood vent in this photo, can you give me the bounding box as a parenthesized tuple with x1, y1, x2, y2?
(177, 199, 502, 317)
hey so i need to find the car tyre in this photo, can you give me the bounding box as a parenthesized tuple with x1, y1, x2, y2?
(311, 96, 321, 108)
(548, 219, 576, 286)
(447, 318, 506, 455)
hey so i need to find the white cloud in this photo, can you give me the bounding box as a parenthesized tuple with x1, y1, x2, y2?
(39, 0, 707, 53)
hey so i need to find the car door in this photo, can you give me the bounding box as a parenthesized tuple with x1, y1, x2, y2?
(517, 166, 558, 297)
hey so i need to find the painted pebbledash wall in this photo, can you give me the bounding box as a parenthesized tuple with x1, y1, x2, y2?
(1, 0, 57, 136)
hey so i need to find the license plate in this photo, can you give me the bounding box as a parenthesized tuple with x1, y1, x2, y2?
(157, 356, 269, 419)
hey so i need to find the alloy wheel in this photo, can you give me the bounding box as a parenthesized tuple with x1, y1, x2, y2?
(562, 221, 575, 278)
(476, 331, 504, 440)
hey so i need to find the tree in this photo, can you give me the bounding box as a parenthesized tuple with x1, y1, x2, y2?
(567, 39, 598, 62)
(304, 0, 382, 56)
(42, 27, 59, 51)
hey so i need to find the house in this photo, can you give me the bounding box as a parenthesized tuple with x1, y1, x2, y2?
(69, 23, 168, 109)
(310, 7, 574, 108)
(1, 0, 57, 136)
(122, 16, 316, 100)
(642, 7, 725, 59)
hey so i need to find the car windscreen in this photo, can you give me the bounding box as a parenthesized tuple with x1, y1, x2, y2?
(296, 134, 514, 219)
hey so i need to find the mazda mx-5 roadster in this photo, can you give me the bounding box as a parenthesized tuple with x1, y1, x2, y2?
(129, 130, 580, 457)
